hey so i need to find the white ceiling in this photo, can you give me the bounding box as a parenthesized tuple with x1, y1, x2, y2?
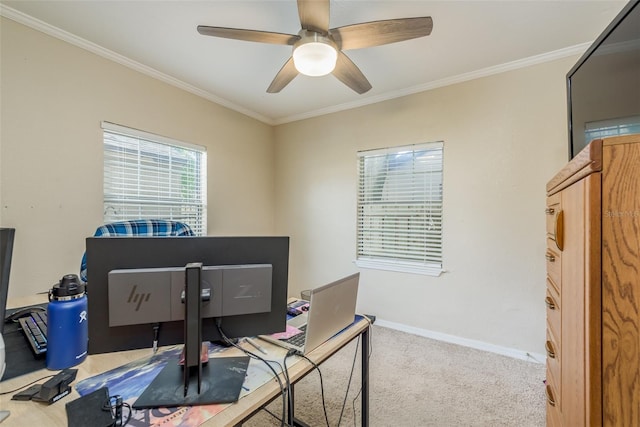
(0, 1, 629, 124)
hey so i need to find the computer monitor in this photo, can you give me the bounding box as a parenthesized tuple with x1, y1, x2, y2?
(0, 228, 16, 335)
(86, 236, 289, 355)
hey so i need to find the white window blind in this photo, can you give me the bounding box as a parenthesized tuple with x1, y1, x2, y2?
(356, 142, 443, 275)
(102, 122, 207, 235)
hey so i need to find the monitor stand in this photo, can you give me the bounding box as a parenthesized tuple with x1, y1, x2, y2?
(132, 263, 249, 409)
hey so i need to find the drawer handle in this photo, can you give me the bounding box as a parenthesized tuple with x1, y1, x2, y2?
(545, 253, 556, 262)
(554, 210, 564, 251)
(545, 296, 556, 310)
(545, 340, 556, 359)
(545, 207, 555, 215)
(545, 385, 556, 407)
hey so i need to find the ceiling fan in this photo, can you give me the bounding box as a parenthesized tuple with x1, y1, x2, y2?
(197, 0, 433, 94)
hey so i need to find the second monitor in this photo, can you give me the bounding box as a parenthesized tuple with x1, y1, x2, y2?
(86, 236, 289, 355)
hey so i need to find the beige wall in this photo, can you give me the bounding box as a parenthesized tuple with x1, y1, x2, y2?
(2, 15, 578, 356)
(0, 18, 276, 297)
(274, 57, 575, 355)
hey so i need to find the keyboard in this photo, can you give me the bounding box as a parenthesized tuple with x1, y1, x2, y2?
(282, 324, 307, 348)
(19, 311, 48, 355)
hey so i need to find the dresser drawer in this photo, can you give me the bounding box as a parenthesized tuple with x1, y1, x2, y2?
(545, 241, 561, 286)
(546, 389, 562, 427)
(547, 269, 561, 294)
(546, 328, 561, 394)
(546, 193, 561, 239)
(546, 194, 564, 251)
(545, 364, 561, 413)
(545, 283, 561, 338)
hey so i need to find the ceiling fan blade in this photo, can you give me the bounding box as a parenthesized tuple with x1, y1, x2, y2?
(267, 57, 299, 93)
(332, 51, 372, 94)
(297, 0, 330, 34)
(197, 26, 298, 45)
(331, 17, 433, 50)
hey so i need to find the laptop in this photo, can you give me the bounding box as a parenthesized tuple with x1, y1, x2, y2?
(260, 272, 359, 354)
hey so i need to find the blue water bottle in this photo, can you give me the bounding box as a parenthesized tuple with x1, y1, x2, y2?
(46, 274, 88, 370)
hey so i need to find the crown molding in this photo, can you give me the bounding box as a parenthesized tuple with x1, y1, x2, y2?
(274, 43, 590, 124)
(0, 4, 275, 125)
(2, 4, 589, 127)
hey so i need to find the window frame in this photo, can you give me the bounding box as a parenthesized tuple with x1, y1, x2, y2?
(101, 121, 207, 236)
(355, 141, 444, 276)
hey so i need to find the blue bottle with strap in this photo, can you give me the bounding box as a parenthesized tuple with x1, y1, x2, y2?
(46, 274, 88, 370)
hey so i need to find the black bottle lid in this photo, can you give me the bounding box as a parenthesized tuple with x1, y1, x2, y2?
(50, 274, 86, 299)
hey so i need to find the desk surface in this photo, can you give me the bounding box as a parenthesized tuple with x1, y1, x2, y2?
(1, 295, 370, 427)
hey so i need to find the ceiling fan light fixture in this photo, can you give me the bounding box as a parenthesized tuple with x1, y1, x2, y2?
(293, 38, 337, 77)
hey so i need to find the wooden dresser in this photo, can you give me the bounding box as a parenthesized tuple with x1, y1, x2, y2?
(545, 134, 640, 426)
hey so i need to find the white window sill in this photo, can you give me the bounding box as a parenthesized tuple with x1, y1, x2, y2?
(354, 259, 443, 277)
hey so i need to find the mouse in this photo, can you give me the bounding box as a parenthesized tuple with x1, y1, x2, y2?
(4, 306, 46, 323)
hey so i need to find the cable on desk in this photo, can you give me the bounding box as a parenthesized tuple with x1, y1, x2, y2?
(215, 318, 290, 427)
(283, 350, 297, 425)
(336, 335, 360, 427)
(151, 322, 161, 354)
(102, 394, 132, 427)
(0, 374, 55, 396)
(282, 318, 373, 427)
(290, 351, 331, 427)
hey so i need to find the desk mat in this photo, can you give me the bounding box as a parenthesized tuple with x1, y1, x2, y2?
(74, 342, 295, 427)
(74, 316, 364, 426)
(132, 356, 249, 409)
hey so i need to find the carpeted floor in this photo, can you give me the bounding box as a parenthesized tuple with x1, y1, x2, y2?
(243, 324, 546, 426)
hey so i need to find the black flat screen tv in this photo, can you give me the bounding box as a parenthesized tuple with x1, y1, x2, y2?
(567, 0, 640, 159)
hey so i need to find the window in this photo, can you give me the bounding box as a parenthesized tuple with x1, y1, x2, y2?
(356, 142, 443, 275)
(585, 115, 640, 143)
(102, 122, 207, 235)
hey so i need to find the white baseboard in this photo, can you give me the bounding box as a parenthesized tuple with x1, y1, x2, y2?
(374, 318, 546, 364)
